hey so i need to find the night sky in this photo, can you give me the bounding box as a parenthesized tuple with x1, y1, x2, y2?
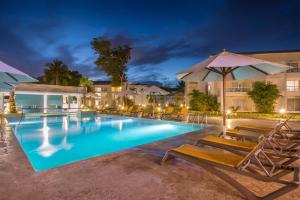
(1, 0, 300, 86)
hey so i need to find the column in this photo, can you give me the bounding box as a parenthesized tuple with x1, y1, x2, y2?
(43, 94, 48, 113)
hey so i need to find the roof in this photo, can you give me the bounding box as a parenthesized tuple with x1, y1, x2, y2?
(15, 83, 85, 94)
(93, 80, 111, 85)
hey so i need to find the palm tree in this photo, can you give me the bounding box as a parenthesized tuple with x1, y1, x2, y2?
(40, 59, 69, 85)
(79, 76, 94, 106)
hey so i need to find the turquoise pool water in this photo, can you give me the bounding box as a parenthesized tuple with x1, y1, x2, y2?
(8, 114, 203, 171)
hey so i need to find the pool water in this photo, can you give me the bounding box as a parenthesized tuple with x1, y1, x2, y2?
(8, 114, 203, 171)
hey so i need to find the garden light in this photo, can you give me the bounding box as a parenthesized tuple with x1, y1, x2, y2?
(279, 108, 286, 114)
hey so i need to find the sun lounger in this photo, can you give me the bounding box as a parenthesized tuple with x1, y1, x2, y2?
(161, 106, 175, 119)
(161, 138, 299, 200)
(216, 123, 300, 157)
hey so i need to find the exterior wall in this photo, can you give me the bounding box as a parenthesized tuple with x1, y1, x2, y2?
(183, 51, 300, 113)
(92, 83, 170, 107)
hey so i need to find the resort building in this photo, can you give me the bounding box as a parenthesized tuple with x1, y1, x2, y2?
(183, 50, 300, 113)
(11, 83, 85, 113)
(86, 81, 170, 108)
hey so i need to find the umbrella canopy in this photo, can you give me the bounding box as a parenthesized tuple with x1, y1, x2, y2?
(142, 86, 169, 95)
(0, 61, 37, 83)
(115, 90, 137, 96)
(177, 50, 290, 130)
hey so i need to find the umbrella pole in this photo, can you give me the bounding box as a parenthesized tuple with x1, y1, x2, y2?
(222, 73, 226, 133)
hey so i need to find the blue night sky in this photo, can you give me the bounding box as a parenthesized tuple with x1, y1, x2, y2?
(0, 0, 300, 86)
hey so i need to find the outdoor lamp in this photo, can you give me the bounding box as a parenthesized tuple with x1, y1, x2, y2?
(279, 108, 286, 114)
(226, 109, 231, 114)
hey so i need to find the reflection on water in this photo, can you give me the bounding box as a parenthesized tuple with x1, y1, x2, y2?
(9, 114, 202, 171)
(34, 117, 72, 157)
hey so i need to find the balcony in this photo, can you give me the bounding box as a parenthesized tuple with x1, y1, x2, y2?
(225, 87, 251, 92)
(287, 68, 300, 73)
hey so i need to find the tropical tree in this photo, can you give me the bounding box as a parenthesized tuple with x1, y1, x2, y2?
(248, 81, 280, 113)
(38, 59, 69, 85)
(79, 76, 94, 93)
(91, 38, 131, 86)
(38, 59, 83, 86)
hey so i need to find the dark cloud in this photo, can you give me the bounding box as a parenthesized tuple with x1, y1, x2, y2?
(0, 0, 300, 86)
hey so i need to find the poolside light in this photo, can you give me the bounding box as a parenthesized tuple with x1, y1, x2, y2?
(158, 107, 161, 112)
(226, 109, 231, 115)
(158, 103, 161, 106)
(142, 104, 146, 107)
(105, 104, 109, 107)
(279, 108, 286, 114)
(180, 104, 183, 107)
(165, 103, 168, 107)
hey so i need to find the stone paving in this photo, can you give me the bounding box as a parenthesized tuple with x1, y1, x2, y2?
(0, 117, 299, 200)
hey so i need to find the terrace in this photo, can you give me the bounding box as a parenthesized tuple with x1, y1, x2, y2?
(1, 117, 299, 200)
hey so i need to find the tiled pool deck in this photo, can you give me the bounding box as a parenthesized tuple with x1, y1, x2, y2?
(0, 118, 299, 200)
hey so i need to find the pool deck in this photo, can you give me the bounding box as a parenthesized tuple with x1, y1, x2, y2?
(1, 118, 300, 200)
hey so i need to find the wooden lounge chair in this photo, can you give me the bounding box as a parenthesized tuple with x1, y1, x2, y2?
(130, 105, 143, 117)
(235, 116, 300, 138)
(172, 107, 189, 121)
(220, 122, 300, 154)
(123, 106, 133, 116)
(161, 106, 175, 119)
(161, 138, 299, 200)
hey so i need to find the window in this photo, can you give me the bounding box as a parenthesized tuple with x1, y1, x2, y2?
(95, 87, 102, 92)
(111, 86, 122, 92)
(287, 98, 300, 111)
(227, 81, 250, 92)
(287, 62, 299, 72)
(286, 80, 299, 91)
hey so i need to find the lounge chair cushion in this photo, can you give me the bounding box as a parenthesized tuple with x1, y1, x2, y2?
(172, 144, 243, 167)
(236, 125, 273, 132)
(200, 135, 256, 150)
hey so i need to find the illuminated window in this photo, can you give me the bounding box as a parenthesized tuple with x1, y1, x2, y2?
(111, 86, 122, 92)
(287, 98, 300, 111)
(287, 80, 299, 91)
(95, 87, 102, 92)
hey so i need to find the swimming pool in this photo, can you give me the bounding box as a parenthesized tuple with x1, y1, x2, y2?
(8, 114, 203, 171)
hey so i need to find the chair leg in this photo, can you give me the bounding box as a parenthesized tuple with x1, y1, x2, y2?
(204, 165, 259, 200)
(161, 151, 174, 165)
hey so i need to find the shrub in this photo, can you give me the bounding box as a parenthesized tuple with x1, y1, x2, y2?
(248, 82, 280, 113)
(189, 90, 219, 112)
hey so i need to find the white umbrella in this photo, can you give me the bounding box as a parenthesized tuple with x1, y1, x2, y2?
(177, 50, 290, 131)
(142, 86, 169, 95)
(0, 61, 37, 84)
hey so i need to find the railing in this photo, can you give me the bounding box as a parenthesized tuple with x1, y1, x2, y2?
(17, 107, 83, 126)
(287, 68, 300, 73)
(225, 87, 251, 92)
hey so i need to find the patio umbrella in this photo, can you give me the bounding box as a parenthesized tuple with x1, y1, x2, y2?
(176, 50, 290, 131)
(142, 86, 169, 106)
(0, 60, 36, 113)
(0, 61, 37, 84)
